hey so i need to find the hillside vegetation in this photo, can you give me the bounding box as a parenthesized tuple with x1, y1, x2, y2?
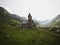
(0, 7, 60, 45)
(0, 24, 60, 45)
(48, 15, 60, 27)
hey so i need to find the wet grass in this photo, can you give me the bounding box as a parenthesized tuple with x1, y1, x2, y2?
(0, 24, 60, 45)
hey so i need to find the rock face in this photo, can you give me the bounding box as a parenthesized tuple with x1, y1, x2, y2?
(21, 13, 36, 29)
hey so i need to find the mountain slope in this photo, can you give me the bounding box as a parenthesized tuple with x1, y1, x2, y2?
(0, 7, 27, 24)
(0, 7, 11, 23)
(0, 7, 60, 45)
(0, 7, 23, 28)
(10, 14, 27, 22)
(47, 15, 60, 27)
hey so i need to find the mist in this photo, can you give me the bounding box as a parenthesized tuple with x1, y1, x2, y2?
(0, 0, 60, 21)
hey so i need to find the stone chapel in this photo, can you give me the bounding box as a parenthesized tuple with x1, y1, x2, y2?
(21, 13, 36, 29)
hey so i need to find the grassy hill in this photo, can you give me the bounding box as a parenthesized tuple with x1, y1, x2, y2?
(0, 7, 22, 27)
(0, 24, 60, 45)
(0, 7, 60, 45)
(55, 21, 60, 26)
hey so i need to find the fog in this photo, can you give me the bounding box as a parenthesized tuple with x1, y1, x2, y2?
(0, 0, 60, 21)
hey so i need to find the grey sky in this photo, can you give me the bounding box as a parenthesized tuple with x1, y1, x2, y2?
(0, 0, 60, 21)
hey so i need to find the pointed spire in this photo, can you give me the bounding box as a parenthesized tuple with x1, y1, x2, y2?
(28, 13, 32, 18)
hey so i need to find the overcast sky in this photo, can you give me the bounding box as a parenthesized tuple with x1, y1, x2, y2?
(0, 0, 60, 21)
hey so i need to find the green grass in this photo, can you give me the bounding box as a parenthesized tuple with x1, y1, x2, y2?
(55, 21, 60, 26)
(11, 19, 21, 25)
(0, 7, 60, 45)
(49, 21, 60, 27)
(0, 24, 60, 45)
